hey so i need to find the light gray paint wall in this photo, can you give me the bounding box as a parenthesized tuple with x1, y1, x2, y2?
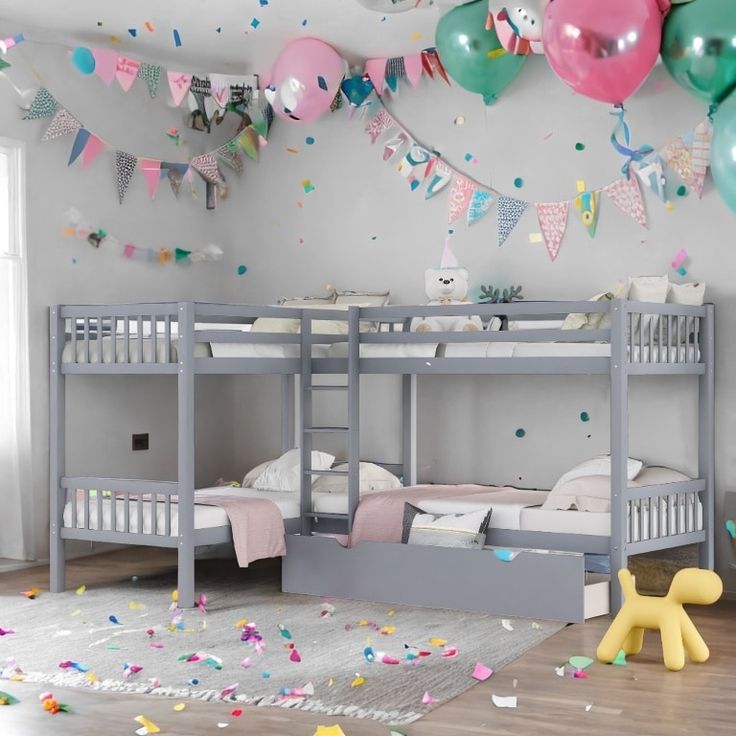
(2, 43, 735, 591)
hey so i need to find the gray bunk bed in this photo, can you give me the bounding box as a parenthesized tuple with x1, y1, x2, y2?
(49, 299, 715, 623)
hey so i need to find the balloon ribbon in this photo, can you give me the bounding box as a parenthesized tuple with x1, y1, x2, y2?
(610, 105, 654, 178)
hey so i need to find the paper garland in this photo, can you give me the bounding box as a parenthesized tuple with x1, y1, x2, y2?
(115, 151, 138, 203)
(603, 177, 648, 229)
(137, 62, 161, 98)
(23, 87, 56, 119)
(42, 108, 81, 141)
(536, 202, 569, 262)
(448, 174, 476, 225)
(497, 196, 529, 247)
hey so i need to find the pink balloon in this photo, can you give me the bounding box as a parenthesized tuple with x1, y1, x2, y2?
(268, 38, 346, 123)
(542, 0, 664, 105)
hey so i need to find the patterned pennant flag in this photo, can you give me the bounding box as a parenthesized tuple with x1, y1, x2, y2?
(497, 195, 528, 247)
(237, 126, 259, 161)
(139, 158, 161, 199)
(661, 137, 695, 189)
(365, 57, 388, 95)
(137, 63, 162, 98)
(208, 74, 230, 107)
(635, 155, 669, 205)
(573, 181, 600, 238)
(690, 118, 712, 199)
(82, 134, 106, 169)
(216, 142, 244, 174)
(448, 174, 475, 224)
(425, 159, 452, 199)
(92, 48, 119, 86)
(467, 189, 494, 226)
(396, 144, 431, 191)
(191, 153, 225, 185)
(385, 57, 406, 94)
(115, 151, 138, 203)
(42, 108, 82, 141)
(404, 54, 423, 87)
(603, 176, 647, 229)
(68, 128, 91, 165)
(116, 56, 141, 92)
(163, 163, 189, 196)
(536, 201, 570, 261)
(167, 71, 192, 107)
(383, 131, 408, 162)
(23, 87, 57, 119)
(364, 109, 394, 144)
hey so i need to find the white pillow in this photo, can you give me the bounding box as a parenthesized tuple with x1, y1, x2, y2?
(312, 462, 402, 494)
(552, 455, 643, 493)
(300, 303, 373, 335)
(252, 448, 335, 492)
(628, 275, 669, 342)
(635, 466, 690, 486)
(251, 317, 301, 333)
(334, 290, 390, 307)
(485, 317, 503, 332)
(667, 282, 706, 307)
(242, 459, 272, 488)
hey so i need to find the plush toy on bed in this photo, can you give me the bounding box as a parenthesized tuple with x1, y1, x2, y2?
(411, 267, 483, 333)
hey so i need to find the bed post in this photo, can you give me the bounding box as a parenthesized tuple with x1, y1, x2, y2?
(347, 307, 360, 532)
(49, 306, 66, 593)
(281, 375, 296, 453)
(609, 299, 629, 614)
(177, 302, 196, 607)
(402, 374, 417, 486)
(698, 304, 715, 569)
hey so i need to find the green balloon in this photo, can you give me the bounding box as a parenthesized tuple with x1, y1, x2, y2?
(712, 92, 736, 212)
(661, 0, 736, 104)
(435, 0, 527, 105)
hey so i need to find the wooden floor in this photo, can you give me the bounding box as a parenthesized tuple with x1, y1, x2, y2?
(0, 549, 734, 736)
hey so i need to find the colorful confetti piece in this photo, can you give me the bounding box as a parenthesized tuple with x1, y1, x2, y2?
(301, 179, 315, 194)
(513, 177, 524, 188)
(515, 428, 526, 438)
(575, 142, 586, 151)
(173, 29, 182, 47)
(305, 136, 315, 145)
(251, 18, 260, 29)
(580, 411, 590, 422)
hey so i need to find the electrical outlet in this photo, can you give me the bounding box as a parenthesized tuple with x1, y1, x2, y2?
(132, 433, 149, 451)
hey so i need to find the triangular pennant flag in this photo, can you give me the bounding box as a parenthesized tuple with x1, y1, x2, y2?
(82, 134, 106, 169)
(448, 173, 475, 224)
(421, 51, 435, 79)
(425, 159, 452, 199)
(635, 155, 669, 205)
(365, 58, 388, 95)
(467, 189, 494, 226)
(42, 108, 82, 141)
(116, 56, 141, 92)
(536, 201, 570, 261)
(237, 126, 259, 161)
(661, 137, 695, 189)
(396, 144, 432, 191)
(404, 54, 423, 88)
(139, 158, 161, 199)
(23, 87, 57, 119)
(386, 57, 406, 81)
(92, 48, 119, 86)
(68, 128, 91, 165)
(191, 153, 225, 185)
(137, 63, 162, 98)
(163, 163, 189, 196)
(383, 131, 408, 161)
(0, 58, 11, 71)
(208, 73, 230, 107)
(167, 71, 192, 107)
(175, 248, 191, 262)
(603, 177, 648, 229)
(691, 118, 711, 199)
(217, 142, 244, 174)
(573, 181, 600, 238)
(497, 195, 528, 246)
(115, 151, 138, 203)
(423, 49, 450, 84)
(364, 109, 394, 143)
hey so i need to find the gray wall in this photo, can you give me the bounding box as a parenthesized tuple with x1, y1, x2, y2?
(2, 44, 735, 591)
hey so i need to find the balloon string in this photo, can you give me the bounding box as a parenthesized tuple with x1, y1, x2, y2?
(609, 104, 654, 179)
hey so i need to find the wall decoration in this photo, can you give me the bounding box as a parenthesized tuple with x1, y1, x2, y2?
(487, 2, 548, 56)
(62, 208, 224, 266)
(535, 201, 569, 261)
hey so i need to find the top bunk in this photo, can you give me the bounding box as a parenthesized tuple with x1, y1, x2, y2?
(50, 299, 713, 377)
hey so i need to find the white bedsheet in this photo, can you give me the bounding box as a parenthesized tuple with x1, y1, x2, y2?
(62, 338, 211, 364)
(442, 342, 700, 361)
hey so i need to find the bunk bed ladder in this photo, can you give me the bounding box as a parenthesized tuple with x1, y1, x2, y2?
(300, 307, 360, 536)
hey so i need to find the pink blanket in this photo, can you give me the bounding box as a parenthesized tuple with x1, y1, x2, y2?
(194, 493, 286, 567)
(349, 484, 510, 547)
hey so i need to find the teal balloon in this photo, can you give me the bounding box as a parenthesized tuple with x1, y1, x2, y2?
(71, 47, 96, 75)
(435, 0, 526, 105)
(661, 0, 736, 104)
(712, 92, 736, 212)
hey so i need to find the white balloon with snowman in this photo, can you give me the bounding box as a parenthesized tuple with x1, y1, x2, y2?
(486, 1, 549, 55)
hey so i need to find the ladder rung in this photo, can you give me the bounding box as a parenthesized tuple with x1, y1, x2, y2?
(306, 385, 349, 391)
(303, 512, 349, 520)
(303, 468, 349, 476)
(304, 426, 350, 434)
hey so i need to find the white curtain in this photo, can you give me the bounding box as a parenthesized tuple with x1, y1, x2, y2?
(0, 143, 33, 560)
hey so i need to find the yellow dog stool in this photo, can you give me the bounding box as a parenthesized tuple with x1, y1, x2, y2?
(597, 568, 723, 672)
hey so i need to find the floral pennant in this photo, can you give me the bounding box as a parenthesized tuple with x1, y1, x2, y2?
(690, 118, 712, 199)
(190, 153, 225, 185)
(364, 109, 394, 143)
(603, 176, 648, 229)
(167, 71, 193, 107)
(635, 155, 669, 206)
(467, 189, 494, 226)
(425, 158, 452, 199)
(447, 173, 475, 224)
(660, 137, 695, 189)
(536, 201, 569, 261)
(137, 62, 162, 98)
(42, 108, 82, 141)
(139, 158, 161, 199)
(383, 131, 409, 161)
(115, 150, 138, 203)
(497, 195, 528, 247)
(116, 56, 141, 92)
(23, 87, 57, 119)
(573, 181, 600, 238)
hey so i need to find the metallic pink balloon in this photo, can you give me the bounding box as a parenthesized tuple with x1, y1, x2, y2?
(542, 0, 664, 104)
(267, 38, 346, 124)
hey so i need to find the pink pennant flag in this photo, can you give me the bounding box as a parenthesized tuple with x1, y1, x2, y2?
(603, 176, 648, 229)
(123, 244, 136, 259)
(365, 58, 388, 95)
(82, 134, 106, 169)
(691, 118, 712, 199)
(139, 158, 161, 199)
(536, 201, 569, 262)
(116, 57, 140, 91)
(364, 109, 394, 144)
(167, 71, 193, 107)
(448, 173, 475, 224)
(208, 74, 230, 107)
(92, 48, 119, 86)
(404, 54, 423, 88)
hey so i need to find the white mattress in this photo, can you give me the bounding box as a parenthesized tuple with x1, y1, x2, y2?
(442, 342, 700, 361)
(62, 337, 211, 364)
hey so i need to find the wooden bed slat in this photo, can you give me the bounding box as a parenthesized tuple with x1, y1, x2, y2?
(137, 316, 143, 365)
(165, 315, 171, 363)
(165, 495, 171, 536)
(151, 314, 157, 365)
(124, 493, 130, 534)
(96, 489, 103, 531)
(137, 494, 144, 535)
(84, 489, 90, 530)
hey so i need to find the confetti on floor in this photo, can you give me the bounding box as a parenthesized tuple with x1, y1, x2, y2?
(492, 694, 517, 709)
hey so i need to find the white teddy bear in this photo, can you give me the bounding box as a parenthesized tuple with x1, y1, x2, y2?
(411, 267, 483, 333)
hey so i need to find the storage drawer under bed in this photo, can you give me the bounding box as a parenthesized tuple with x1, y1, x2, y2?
(282, 535, 609, 624)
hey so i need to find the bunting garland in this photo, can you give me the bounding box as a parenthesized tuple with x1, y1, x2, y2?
(41, 108, 81, 141)
(23, 87, 56, 119)
(115, 151, 138, 203)
(536, 202, 569, 262)
(448, 174, 476, 225)
(467, 189, 493, 226)
(690, 119, 712, 199)
(603, 177, 648, 229)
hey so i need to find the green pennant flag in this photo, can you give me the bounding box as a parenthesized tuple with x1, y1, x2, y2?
(237, 126, 259, 161)
(0, 59, 11, 71)
(175, 248, 191, 262)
